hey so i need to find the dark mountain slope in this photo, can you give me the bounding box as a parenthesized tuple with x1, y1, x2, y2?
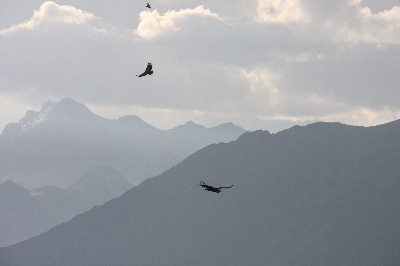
(1, 121, 399, 265)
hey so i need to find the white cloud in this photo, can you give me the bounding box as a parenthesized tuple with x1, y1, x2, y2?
(2, 1, 400, 134)
(239, 67, 341, 118)
(241, 67, 285, 111)
(255, 0, 309, 25)
(325, 2, 400, 46)
(256, 105, 400, 129)
(319, 106, 400, 127)
(135, 5, 222, 40)
(0, 1, 105, 35)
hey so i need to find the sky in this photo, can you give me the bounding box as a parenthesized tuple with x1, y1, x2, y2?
(1, 0, 400, 133)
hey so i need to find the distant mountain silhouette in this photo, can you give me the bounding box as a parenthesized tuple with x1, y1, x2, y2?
(29, 185, 85, 224)
(68, 165, 133, 204)
(0, 98, 245, 188)
(0, 181, 51, 247)
(163, 121, 246, 157)
(1, 121, 399, 265)
(0, 166, 132, 247)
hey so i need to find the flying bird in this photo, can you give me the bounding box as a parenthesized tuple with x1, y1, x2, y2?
(136, 62, 153, 77)
(198, 181, 233, 193)
(146, 2, 151, 9)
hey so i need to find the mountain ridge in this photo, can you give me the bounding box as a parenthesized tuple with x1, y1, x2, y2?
(0, 98, 246, 188)
(1, 120, 399, 265)
(1, 98, 246, 141)
(0, 165, 132, 247)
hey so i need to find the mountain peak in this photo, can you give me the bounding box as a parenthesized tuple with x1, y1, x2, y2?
(211, 122, 246, 132)
(68, 165, 132, 199)
(47, 98, 95, 120)
(184, 120, 197, 125)
(1, 99, 99, 139)
(68, 165, 131, 192)
(0, 180, 30, 200)
(172, 120, 206, 131)
(116, 115, 144, 123)
(38, 98, 89, 114)
(115, 115, 154, 129)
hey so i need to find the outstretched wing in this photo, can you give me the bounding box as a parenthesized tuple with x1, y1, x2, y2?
(137, 70, 148, 77)
(217, 185, 233, 189)
(199, 181, 214, 189)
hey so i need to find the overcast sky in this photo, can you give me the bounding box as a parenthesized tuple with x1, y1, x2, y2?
(1, 0, 400, 132)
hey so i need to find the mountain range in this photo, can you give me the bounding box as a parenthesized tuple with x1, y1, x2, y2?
(0, 165, 132, 247)
(0, 180, 51, 248)
(0, 98, 246, 188)
(1, 121, 399, 265)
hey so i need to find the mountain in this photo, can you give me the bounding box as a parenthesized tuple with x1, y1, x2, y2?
(1, 121, 399, 265)
(68, 165, 133, 204)
(0, 181, 51, 248)
(111, 115, 162, 141)
(0, 98, 178, 188)
(0, 98, 245, 188)
(29, 185, 85, 224)
(163, 121, 247, 157)
(0, 166, 132, 247)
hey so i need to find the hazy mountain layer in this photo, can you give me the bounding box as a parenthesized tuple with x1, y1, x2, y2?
(0, 166, 132, 247)
(0, 181, 51, 248)
(0, 98, 245, 188)
(68, 165, 133, 204)
(1, 121, 399, 265)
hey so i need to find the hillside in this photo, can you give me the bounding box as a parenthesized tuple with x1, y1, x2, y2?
(1, 121, 399, 265)
(0, 166, 132, 247)
(68, 165, 133, 204)
(0, 181, 51, 247)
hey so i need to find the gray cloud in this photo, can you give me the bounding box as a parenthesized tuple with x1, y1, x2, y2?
(1, 0, 400, 132)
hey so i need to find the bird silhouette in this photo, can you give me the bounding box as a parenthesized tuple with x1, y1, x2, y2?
(136, 62, 153, 77)
(198, 181, 233, 193)
(146, 2, 151, 9)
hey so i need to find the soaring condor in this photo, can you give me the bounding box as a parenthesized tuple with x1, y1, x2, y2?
(198, 181, 233, 193)
(137, 62, 153, 77)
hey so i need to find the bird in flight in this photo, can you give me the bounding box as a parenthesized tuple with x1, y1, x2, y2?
(146, 2, 151, 9)
(137, 62, 153, 77)
(198, 181, 233, 193)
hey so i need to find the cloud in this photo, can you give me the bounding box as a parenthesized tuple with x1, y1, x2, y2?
(1, 1, 400, 134)
(255, 0, 309, 25)
(324, 2, 400, 46)
(256, 104, 400, 131)
(135, 5, 222, 40)
(0, 1, 105, 35)
(241, 67, 285, 112)
(317, 106, 400, 127)
(237, 66, 346, 120)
